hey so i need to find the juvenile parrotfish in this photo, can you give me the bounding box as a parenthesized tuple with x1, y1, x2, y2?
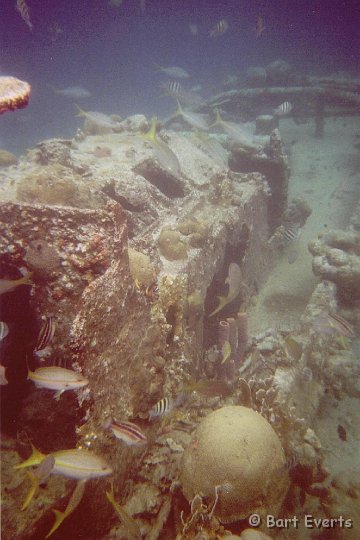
(141, 117, 181, 177)
(105, 418, 147, 446)
(27, 365, 88, 400)
(46, 479, 86, 538)
(14, 444, 113, 480)
(0, 272, 32, 295)
(34, 315, 56, 359)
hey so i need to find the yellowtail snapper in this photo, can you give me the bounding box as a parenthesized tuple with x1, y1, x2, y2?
(46, 479, 86, 538)
(106, 483, 142, 540)
(14, 444, 113, 480)
(172, 100, 209, 131)
(21, 455, 55, 510)
(105, 419, 147, 446)
(27, 365, 88, 400)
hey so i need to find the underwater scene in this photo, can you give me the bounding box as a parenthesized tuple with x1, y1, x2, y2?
(1, 0, 360, 539)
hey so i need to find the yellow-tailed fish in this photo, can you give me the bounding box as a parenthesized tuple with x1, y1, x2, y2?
(211, 110, 258, 150)
(14, 444, 113, 480)
(209, 262, 242, 317)
(46, 479, 86, 538)
(141, 117, 181, 177)
(106, 483, 141, 540)
(27, 365, 88, 400)
(0, 272, 32, 295)
(172, 100, 208, 131)
(221, 341, 232, 364)
(75, 105, 120, 129)
(21, 455, 55, 510)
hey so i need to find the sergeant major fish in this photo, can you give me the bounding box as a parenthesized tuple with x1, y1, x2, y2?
(16, 0, 33, 31)
(149, 397, 174, 420)
(209, 18, 228, 37)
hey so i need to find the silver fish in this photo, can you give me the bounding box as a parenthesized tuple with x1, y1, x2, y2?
(75, 106, 120, 128)
(154, 64, 190, 79)
(209, 18, 228, 37)
(50, 85, 91, 99)
(149, 397, 173, 420)
(28, 366, 88, 399)
(173, 100, 208, 131)
(274, 101, 293, 116)
(0, 321, 9, 341)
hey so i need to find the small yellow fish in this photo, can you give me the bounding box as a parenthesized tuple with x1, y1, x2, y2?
(0, 272, 32, 295)
(21, 455, 55, 510)
(106, 483, 141, 540)
(14, 444, 113, 480)
(221, 341, 232, 364)
(141, 117, 181, 177)
(46, 479, 86, 538)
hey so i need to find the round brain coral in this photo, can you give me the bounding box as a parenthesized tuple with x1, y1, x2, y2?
(180, 405, 289, 523)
